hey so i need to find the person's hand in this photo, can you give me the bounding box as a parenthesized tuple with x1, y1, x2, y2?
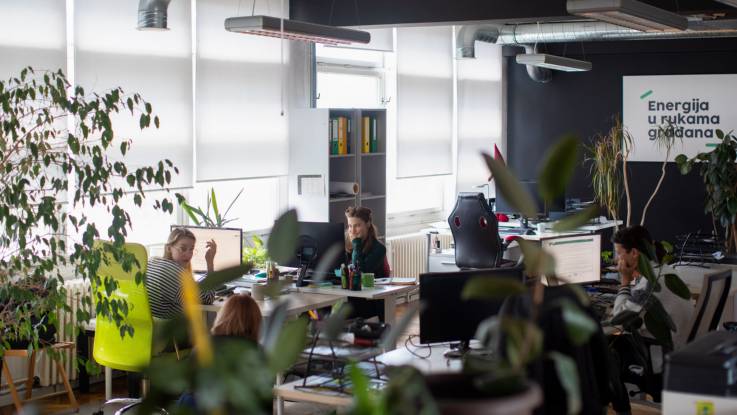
(205, 239, 217, 271)
(617, 255, 637, 287)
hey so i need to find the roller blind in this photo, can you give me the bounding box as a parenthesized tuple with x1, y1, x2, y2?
(457, 41, 503, 194)
(75, 0, 193, 188)
(195, 0, 289, 182)
(396, 26, 454, 178)
(0, 1, 66, 78)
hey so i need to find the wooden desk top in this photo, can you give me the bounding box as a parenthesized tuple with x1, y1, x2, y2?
(294, 284, 416, 300)
(201, 292, 346, 316)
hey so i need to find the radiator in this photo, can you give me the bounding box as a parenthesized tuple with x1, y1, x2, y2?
(387, 232, 454, 278)
(1, 279, 90, 390)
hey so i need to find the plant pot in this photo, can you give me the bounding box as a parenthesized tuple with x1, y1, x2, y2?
(426, 373, 542, 415)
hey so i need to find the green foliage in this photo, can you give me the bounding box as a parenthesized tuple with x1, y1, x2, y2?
(181, 187, 243, 228)
(675, 129, 737, 252)
(267, 208, 299, 264)
(242, 234, 269, 268)
(538, 135, 579, 203)
(548, 352, 581, 415)
(585, 117, 632, 225)
(551, 205, 599, 232)
(483, 153, 537, 218)
(0, 67, 179, 352)
(461, 277, 527, 300)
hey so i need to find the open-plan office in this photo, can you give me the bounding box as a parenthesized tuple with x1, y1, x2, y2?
(3, 1, 737, 414)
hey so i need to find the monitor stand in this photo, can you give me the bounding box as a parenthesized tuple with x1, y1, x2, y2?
(443, 340, 471, 359)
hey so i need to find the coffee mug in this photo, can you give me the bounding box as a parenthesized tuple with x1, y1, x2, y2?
(362, 272, 375, 288)
(251, 283, 267, 300)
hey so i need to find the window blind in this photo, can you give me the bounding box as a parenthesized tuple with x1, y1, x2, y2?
(75, 0, 193, 188)
(457, 41, 503, 194)
(396, 26, 454, 178)
(195, 0, 289, 182)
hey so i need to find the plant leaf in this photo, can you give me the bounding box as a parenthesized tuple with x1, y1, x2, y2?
(664, 273, 691, 300)
(268, 316, 309, 373)
(310, 242, 344, 284)
(482, 153, 537, 218)
(548, 351, 582, 415)
(267, 209, 299, 264)
(181, 203, 201, 226)
(260, 299, 290, 351)
(551, 205, 599, 232)
(637, 254, 656, 285)
(644, 308, 674, 351)
(348, 364, 376, 413)
(519, 239, 556, 277)
(555, 298, 598, 346)
(538, 135, 580, 202)
(323, 302, 352, 341)
(610, 310, 640, 326)
(210, 188, 220, 225)
(198, 264, 253, 292)
(222, 187, 244, 220)
(461, 276, 527, 300)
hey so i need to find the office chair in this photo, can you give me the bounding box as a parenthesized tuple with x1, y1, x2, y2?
(447, 192, 504, 269)
(686, 269, 732, 343)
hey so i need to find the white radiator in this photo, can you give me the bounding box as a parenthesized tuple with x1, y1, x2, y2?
(1, 279, 90, 391)
(387, 233, 454, 278)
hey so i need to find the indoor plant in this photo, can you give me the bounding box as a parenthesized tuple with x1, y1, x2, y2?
(0, 66, 180, 353)
(675, 129, 737, 253)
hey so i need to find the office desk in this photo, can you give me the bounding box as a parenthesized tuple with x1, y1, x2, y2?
(201, 292, 346, 317)
(293, 284, 417, 327)
(274, 343, 462, 410)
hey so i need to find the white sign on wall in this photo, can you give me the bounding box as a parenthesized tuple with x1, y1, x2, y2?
(623, 74, 737, 162)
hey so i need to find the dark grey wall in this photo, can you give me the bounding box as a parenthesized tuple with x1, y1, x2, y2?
(506, 38, 737, 243)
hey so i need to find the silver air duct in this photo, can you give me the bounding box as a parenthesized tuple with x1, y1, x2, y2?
(137, 0, 171, 30)
(457, 19, 737, 82)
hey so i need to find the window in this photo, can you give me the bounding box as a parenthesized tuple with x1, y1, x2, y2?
(189, 178, 286, 232)
(387, 176, 446, 214)
(316, 44, 386, 109)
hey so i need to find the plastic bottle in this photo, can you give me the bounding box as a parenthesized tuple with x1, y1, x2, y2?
(340, 264, 348, 289)
(351, 262, 362, 291)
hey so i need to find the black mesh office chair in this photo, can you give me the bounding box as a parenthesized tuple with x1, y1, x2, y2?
(447, 192, 504, 269)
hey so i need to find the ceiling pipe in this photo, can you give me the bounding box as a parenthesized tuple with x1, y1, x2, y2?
(456, 25, 500, 59)
(137, 0, 171, 30)
(521, 45, 553, 83)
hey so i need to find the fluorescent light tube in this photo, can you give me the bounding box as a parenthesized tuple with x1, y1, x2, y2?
(567, 0, 688, 32)
(225, 15, 371, 46)
(516, 53, 592, 72)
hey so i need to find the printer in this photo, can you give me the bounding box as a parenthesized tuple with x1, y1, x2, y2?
(664, 331, 737, 414)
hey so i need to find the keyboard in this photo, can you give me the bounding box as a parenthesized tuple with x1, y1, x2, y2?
(499, 228, 530, 236)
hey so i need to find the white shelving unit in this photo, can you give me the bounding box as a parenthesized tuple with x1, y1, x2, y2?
(288, 108, 387, 237)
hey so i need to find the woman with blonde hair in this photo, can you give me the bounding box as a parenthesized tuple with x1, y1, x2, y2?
(146, 227, 218, 319)
(211, 293, 262, 342)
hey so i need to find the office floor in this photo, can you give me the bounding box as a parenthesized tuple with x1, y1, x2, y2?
(0, 303, 659, 415)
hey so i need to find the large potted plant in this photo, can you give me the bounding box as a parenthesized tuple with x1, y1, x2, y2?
(0, 67, 181, 354)
(676, 129, 737, 253)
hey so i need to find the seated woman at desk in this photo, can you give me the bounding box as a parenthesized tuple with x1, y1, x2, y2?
(345, 206, 387, 278)
(345, 206, 388, 320)
(146, 227, 218, 320)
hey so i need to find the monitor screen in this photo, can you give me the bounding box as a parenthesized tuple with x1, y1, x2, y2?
(419, 267, 524, 345)
(541, 234, 601, 285)
(282, 221, 345, 273)
(170, 226, 243, 273)
(495, 181, 564, 219)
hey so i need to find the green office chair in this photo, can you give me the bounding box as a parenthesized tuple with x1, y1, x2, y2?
(92, 241, 152, 401)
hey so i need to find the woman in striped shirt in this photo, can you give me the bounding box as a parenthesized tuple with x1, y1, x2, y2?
(146, 228, 217, 319)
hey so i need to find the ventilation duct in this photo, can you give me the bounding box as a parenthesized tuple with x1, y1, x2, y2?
(456, 25, 500, 58)
(521, 45, 553, 83)
(137, 0, 171, 30)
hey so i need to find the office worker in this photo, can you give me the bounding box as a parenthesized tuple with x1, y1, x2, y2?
(345, 206, 387, 278)
(608, 225, 692, 415)
(146, 227, 218, 320)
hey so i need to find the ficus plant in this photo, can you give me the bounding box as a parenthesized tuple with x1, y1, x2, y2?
(675, 129, 737, 253)
(0, 67, 180, 354)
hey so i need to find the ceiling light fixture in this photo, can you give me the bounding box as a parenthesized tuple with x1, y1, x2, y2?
(516, 53, 592, 72)
(567, 0, 688, 32)
(715, 0, 737, 7)
(224, 16, 371, 46)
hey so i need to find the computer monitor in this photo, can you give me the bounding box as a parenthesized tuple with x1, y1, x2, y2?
(170, 225, 243, 273)
(419, 267, 524, 352)
(494, 180, 565, 219)
(283, 221, 345, 273)
(541, 234, 601, 285)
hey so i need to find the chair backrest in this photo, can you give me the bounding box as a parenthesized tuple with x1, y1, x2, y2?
(92, 241, 154, 372)
(447, 192, 502, 269)
(686, 269, 732, 343)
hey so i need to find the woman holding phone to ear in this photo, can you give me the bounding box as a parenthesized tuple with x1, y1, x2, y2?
(146, 228, 218, 320)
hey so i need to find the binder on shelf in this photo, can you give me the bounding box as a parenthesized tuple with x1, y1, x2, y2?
(338, 117, 346, 155)
(370, 117, 378, 153)
(362, 116, 370, 153)
(330, 118, 339, 155)
(346, 117, 352, 154)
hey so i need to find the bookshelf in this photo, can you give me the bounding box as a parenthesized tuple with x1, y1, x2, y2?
(288, 108, 386, 238)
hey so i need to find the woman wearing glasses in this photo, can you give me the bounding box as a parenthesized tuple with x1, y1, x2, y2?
(146, 228, 218, 319)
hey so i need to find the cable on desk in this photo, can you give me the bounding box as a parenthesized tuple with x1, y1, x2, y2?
(404, 334, 432, 359)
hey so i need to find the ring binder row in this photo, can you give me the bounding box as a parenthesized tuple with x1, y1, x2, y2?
(328, 115, 378, 155)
